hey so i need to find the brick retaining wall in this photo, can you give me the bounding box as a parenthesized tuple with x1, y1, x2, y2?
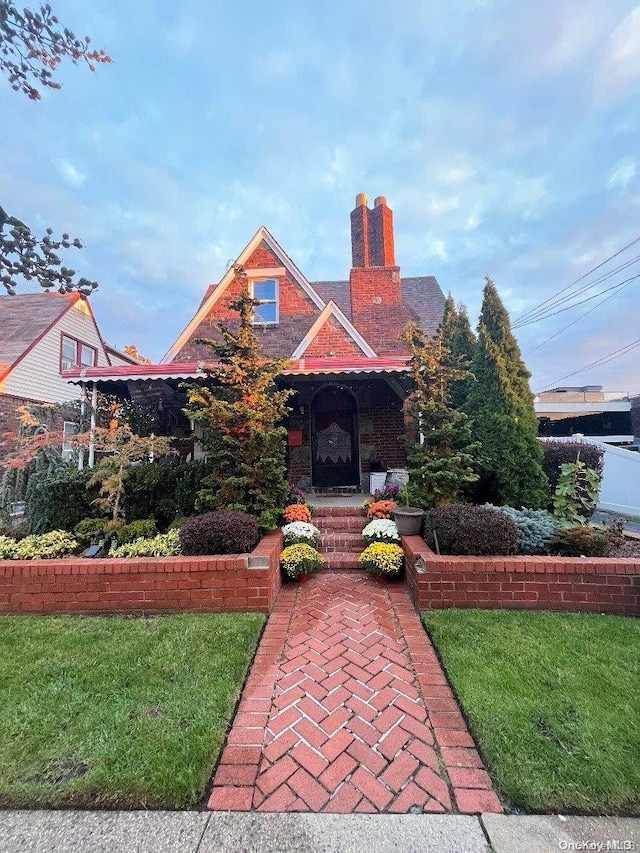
(402, 536, 639, 616)
(0, 531, 282, 616)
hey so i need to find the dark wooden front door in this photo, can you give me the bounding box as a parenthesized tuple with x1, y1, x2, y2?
(311, 387, 359, 487)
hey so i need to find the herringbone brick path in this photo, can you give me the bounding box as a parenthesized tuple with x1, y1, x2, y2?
(208, 572, 502, 814)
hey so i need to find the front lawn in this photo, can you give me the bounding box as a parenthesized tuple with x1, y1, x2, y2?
(0, 613, 264, 809)
(423, 609, 640, 815)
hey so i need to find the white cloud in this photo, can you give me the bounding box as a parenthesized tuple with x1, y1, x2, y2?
(55, 159, 86, 187)
(608, 157, 637, 190)
(595, 6, 640, 98)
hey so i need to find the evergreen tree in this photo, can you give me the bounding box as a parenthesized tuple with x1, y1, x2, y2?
(440, 296, 476, 410)
(184, 267, 293, 532)
(465, 277, 548, 508)
(401, 321, 478, 509)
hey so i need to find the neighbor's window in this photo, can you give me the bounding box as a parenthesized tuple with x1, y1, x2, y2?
(61, 421, 79, 461)
(60, 335, 97, 370)
(251, 278, 278, 325)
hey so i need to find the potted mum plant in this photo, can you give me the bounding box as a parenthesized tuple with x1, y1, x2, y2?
(391, 479, 424, 536)
(361, 518, 400, 545)
(282, 521, 321, 548)
(358, 541, 404, 580)
(280, 542, 323, 581)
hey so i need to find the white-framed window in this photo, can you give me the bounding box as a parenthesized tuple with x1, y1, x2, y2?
(60, 335, 97, 371)
(251, 278, 278, 325)
(61, 421, 79, 461)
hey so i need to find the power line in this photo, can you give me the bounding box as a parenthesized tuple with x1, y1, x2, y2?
(538, 338, 640, 391)
(513, 254, 640, 328)
(514, 235, 640, 324)
(523, 277, 635, 356)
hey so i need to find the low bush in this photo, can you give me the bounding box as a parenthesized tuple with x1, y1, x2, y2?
(550, 525, 609, 557)
(12, 531, 79, 560)
(74, 517, 109, 546)
(359, 542, 404, 577)
(281, 522, 320, 548)
(425, 504, 520, 556)
(541, 441, 603, 506)
(282, 504, 312, 523)
(361, 519, 400, 544)
(489, 505, 557, 555)
(179, 511, 260, 556)
(367, 500, 396, 520)
(0, 535, 18, 559)
(116, 519, 157, 545)
(280, 543, 323, 579)
(110, 529, 181, 558)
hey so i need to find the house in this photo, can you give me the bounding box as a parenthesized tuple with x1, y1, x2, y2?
(0, 292, 118, 468)
(63, 195, 446, 491)
(535, 386, 634, 447)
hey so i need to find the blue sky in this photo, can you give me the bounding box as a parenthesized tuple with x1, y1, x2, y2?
(2, 0, 639, 393)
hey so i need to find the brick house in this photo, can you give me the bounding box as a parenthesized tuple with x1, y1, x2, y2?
(0, 293, 137, 471)
(64, 195, 446, 491)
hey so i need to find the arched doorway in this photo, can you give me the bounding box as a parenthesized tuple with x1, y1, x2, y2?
(311, 386, 360, 488)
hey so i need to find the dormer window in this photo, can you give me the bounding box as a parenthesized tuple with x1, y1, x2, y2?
(251, 278, 278, 325)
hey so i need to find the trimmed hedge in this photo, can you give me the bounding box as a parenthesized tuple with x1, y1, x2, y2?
(425, 503, 520, 556)
(541, 440, 603, 505)
(179, 511, 260, 556)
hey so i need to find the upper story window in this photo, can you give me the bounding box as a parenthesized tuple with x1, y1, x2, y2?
(251, 278, 278, 325)
(61, 334, 97, 371)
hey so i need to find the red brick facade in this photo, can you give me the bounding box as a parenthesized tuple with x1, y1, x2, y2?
(403, 537, 639, 616)
(303, 317, 364, 358)
(0, 532, 282, 616)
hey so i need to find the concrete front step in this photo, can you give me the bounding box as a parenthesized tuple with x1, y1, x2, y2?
(322, 551, 362, 572)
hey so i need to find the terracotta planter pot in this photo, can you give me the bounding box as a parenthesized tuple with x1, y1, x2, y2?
(392, 507, 424, 536)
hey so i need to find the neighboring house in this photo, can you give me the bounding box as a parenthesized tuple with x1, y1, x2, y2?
(535, 386, 634, 447)
(0, 293, 113, 468)
(64, 195, 446, 491)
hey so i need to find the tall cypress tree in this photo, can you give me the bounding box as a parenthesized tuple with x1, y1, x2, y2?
(465, 277, 548, 508)
(441, 297, 476, 411)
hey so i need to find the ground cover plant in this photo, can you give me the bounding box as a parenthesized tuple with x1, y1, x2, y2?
(0, 613, 264, 809)
(423, 609, 640, 815)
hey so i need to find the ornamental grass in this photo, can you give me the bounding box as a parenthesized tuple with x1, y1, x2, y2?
(280, 543, 323, 579)
(366, 500, 396, 520)
(358, 541, 404, 577)
(282, 503, 312, 523)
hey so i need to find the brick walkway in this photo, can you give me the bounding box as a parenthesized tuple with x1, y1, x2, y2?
(208, 573, 503, 814)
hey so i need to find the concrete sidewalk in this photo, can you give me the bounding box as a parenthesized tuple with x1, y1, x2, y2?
(1, 811, 638, 853)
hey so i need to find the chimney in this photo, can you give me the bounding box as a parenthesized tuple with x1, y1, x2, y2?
(349, 193, 401, 315)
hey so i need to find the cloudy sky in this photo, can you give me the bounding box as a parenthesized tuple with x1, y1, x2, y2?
(2, 0, 639, 393)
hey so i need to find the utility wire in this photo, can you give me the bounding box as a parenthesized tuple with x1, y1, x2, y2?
(523, 277, 635, 356)
(514, 235, 640, 324)
(515, 273, 640, 329)
(512, 255, 640, 329)
(538, 338, 640, 391)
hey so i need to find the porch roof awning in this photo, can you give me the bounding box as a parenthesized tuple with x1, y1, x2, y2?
(63, 356, 410, 385)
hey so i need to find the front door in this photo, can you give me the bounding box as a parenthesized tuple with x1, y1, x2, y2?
(311, 386, 360, 487)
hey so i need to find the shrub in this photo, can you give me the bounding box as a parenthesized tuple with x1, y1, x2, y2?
(281, 522, 321, 548)
(110, 529, 181, 558)
(552, 457, 601, 525)
(425, 504, 519, 556)
(74, 517, 109, 546)
(116, 519, 157, 545)
(0, 535, 18, 559)
(179, 511, 260, 556)
(367, 500, 396, 520)
(362, 519, 400, 545)
(13, 530, 78, 560)
(541, 441, 603, 506)
(280, 543, 323, 579)
(282, 504, 312, 523)
(550, 525, 609, 557)
(359, 542, 404, 577)
(489, 505, 557, 555)
(26, 467, 95, 534)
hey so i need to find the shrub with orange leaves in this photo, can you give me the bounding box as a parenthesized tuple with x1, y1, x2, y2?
(283, 503, 312, 523)
(367, 500, 396, 520)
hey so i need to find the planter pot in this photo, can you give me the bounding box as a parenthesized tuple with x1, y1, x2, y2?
(392, 507, 424, 536)
(295, 572, 312, 583)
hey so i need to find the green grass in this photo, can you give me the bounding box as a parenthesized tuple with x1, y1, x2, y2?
(0, 613, 264, 809)
(423, 609, 640, 815)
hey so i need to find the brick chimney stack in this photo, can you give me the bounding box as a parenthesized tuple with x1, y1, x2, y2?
(350, 193, 401, 316)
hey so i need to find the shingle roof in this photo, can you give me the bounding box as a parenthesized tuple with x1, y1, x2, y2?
(0, 293, 78, 374)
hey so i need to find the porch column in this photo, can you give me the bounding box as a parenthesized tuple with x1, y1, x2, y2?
(77, 383, 86, 470)
(88, 382, 97, 468)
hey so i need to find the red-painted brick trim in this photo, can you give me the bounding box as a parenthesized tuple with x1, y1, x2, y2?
(0, 531, 282, 615)
(402, 537, 639, 616)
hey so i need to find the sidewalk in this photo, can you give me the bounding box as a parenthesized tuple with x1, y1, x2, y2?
(1, 810, 638, 852)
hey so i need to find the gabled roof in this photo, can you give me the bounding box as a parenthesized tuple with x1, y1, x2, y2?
(292, 301, 377, 358)
(0, 292, 81, 381)
(161, 226, 328, 363)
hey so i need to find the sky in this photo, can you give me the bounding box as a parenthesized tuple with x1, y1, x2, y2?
(2, 0, 639, 394)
